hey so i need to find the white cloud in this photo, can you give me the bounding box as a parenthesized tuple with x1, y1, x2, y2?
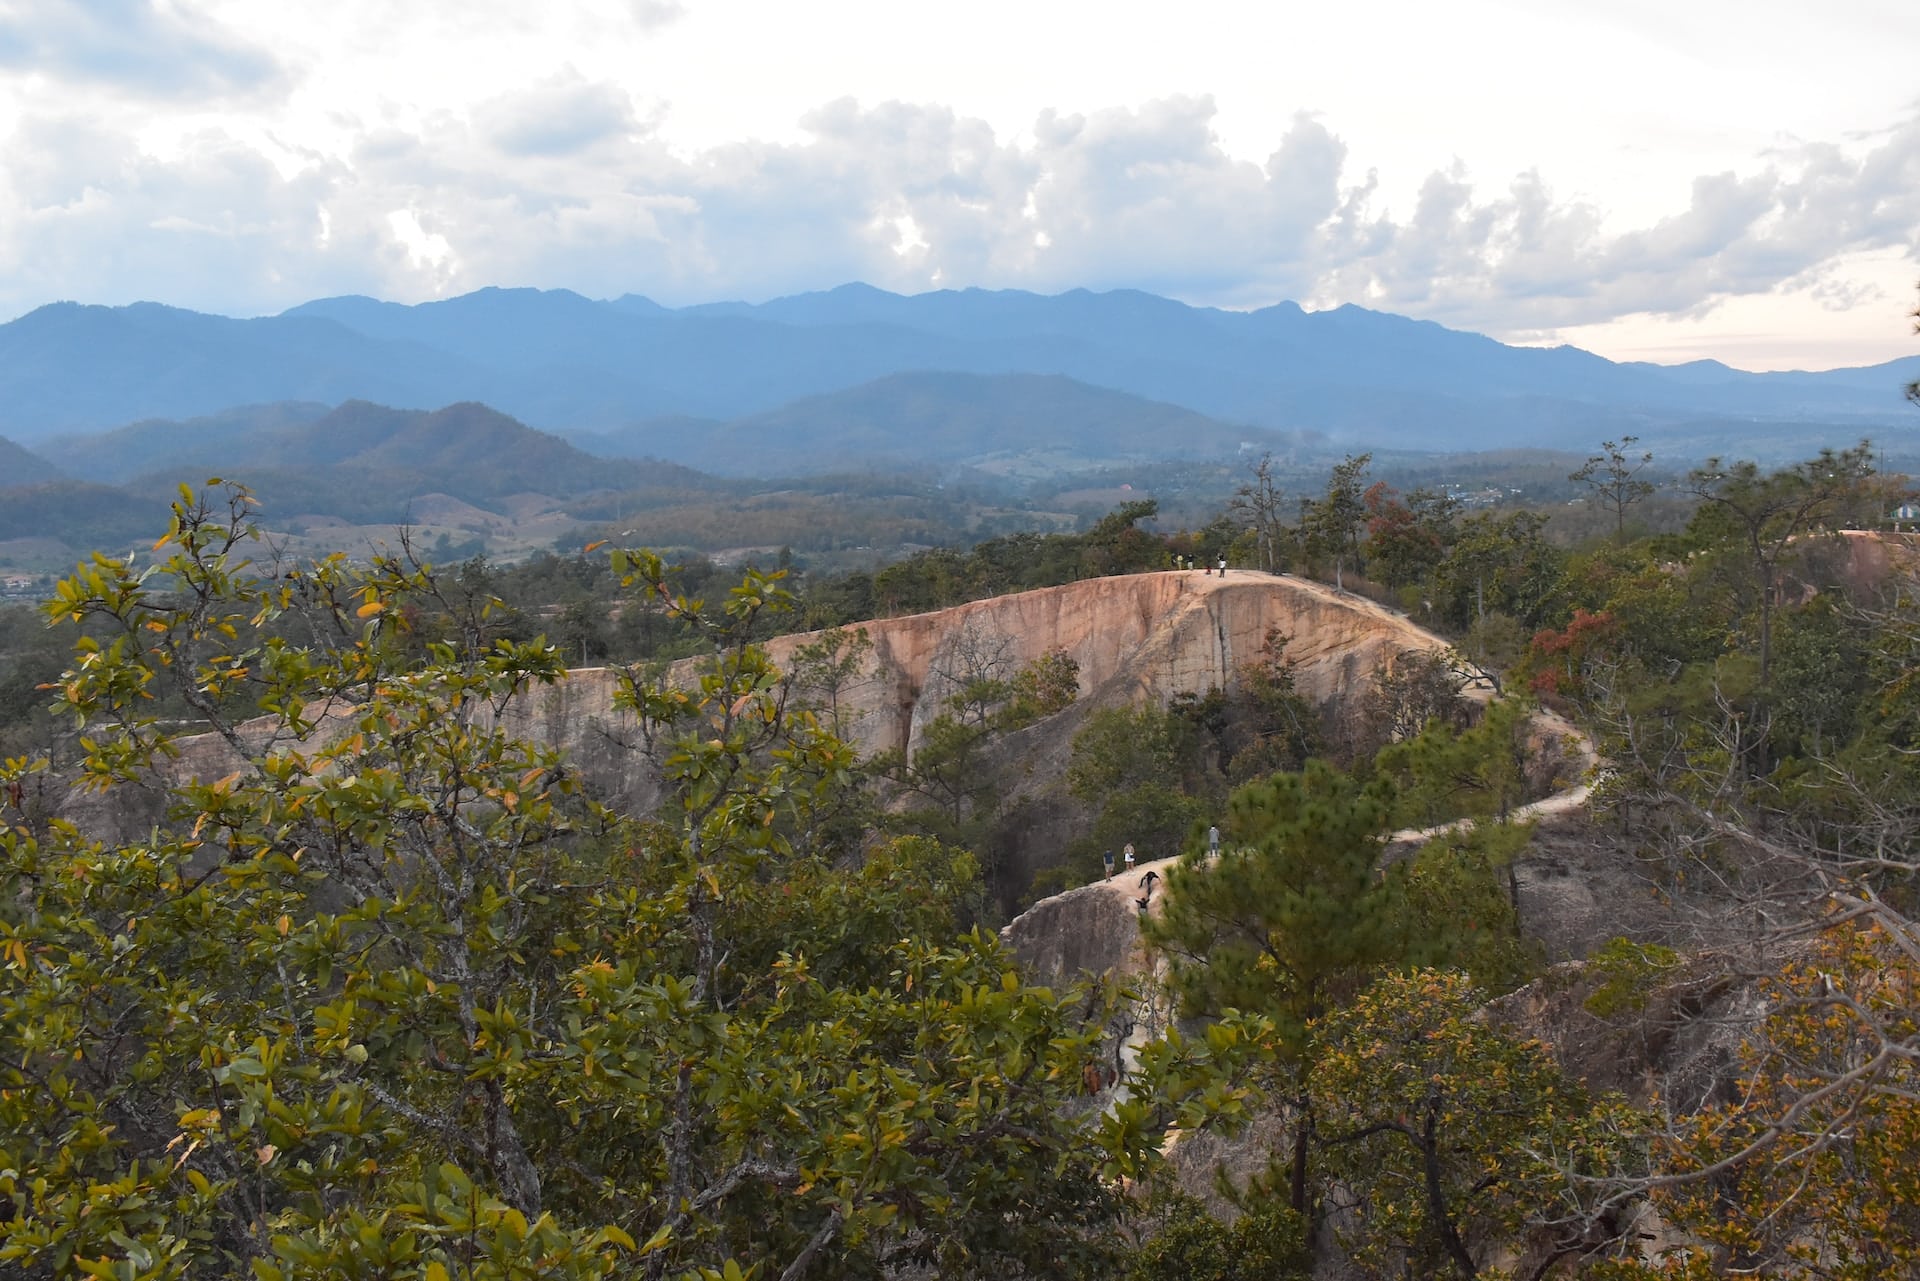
(626, 0, 684, 30)
(0, 48, 1913, 369)
(0, 0, 280, 100)
(473, 68, 642, 157)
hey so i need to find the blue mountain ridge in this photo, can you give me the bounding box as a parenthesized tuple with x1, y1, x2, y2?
(0, 285, 1911, 457)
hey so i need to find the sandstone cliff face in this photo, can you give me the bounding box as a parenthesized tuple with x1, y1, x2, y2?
(61, 570, 1449, 842)
(754, 568, 1448, 760)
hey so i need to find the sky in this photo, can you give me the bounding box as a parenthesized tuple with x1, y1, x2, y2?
(0, 0, 1915, 370)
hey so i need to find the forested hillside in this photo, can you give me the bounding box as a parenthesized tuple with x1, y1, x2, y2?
(4, 415, 1919, 1278)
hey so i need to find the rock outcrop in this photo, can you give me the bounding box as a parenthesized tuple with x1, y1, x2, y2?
(60, 569, 1451, 841)
(753, 567, 1448, 760)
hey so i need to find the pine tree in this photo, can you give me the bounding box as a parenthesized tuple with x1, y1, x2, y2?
(1143, 761, 1408, 1210)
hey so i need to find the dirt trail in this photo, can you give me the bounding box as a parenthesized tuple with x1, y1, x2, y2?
(1046, 684, 1599, 1102)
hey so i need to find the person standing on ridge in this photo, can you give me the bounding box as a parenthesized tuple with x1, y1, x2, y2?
(1217, 555, 1227, 576)
(1103, 850, 1115, 880)
(1123, 843, 1136, 872)
(1208, 824, 1220, 856)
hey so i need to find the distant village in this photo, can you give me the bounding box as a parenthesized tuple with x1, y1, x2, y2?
(1, 572, 51, 602)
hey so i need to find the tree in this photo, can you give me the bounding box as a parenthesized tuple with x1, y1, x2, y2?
(1311, 972, 1642, 1281)
(787, 624, 883, 739)
(1123, 1191, 1309, 1281)
(1604, 924, 1920, 1280)
(1064, 704, 1209, 880)
(1230, 453, 1290, 574)
(0, 484, 1163, 1281)
(1218, 627, 1320, 782)
(1684, 444, 1877, 685)
(878, 637, 1078, 878)
(1359, 648, 1473, 751)
(1143, 762, 1408, 1211)
(1908, 281, 1919, 408)
(1570, 437, 1656, 543)
(1301, 454, 1372, 592)
(1081, 500, 1163, 578)
(1396, 824, 1540, 996)
(1439, 510, 1563, 642)
(1362, 484, 1458, 594)
(1375, 696, 1533, 828)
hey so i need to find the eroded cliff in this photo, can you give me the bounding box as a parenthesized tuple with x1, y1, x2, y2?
(61, 569, 1451, 842)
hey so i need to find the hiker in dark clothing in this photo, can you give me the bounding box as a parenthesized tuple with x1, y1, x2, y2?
(1139, 869, 1159, 894)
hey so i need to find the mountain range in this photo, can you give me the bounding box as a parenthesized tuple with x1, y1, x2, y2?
(2, 284, 1913, 464)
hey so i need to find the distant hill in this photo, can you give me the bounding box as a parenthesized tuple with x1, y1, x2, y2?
(630, 371, 1310, 475)
(0, 303, 484, 439)
(37, 402, 331, 483)
(0, 436, 61, 487)
(21, 401, 729, 542)
(2, 285, 1913, 457)
(112, 401, 722, 518)
(0, 481, 171, 550)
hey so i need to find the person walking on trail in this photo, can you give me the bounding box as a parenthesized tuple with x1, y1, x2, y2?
(1123, 843, 1136, 872)
(1102, 850, 1115, 880)
(1216, 555, 1227, 576)
(1208, 824, 1220, 856)
(1140, 869, 1159, 895)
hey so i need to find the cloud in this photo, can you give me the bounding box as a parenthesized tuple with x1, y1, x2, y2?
(473, 68, 642, 157)
(627, 0, 684, 29)
(0, 0, 281, 99)
(1310, 115, 1920, 331)
(0, 83, 1913, 347)
(0, 113, 396, 310)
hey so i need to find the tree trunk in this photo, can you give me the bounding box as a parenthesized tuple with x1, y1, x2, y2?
(1289, 1094, 1312, 1213)
(1422, 1094, 1478, 1278)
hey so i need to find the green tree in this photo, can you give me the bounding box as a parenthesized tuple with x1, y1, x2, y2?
(878, 640, 1079, 884)
(1569, 437, 1656, 543)
(1375, 696, 1533, 828)
(1143, 762, 1409, 1210)
(1301, 454, 1372, 592)
(1311, 971, 1642, 1280)
(1439, 510, 1563, 642)
(787, 624, 882, 739)
(1768, 597, 1868, 757)
(1123, 1191, 1309, 1281)
(0, 484, 1165, 1281)
(1062, 704, 1209, 884)
(1397, 823, 1540, 996)
(1907, 281, 1919, 408)
(1222, 629, 1320, 781)
(1359, 648, 1471, 751)
(1683, 444, 1876, 685)
(1082, 500, 1164, 578)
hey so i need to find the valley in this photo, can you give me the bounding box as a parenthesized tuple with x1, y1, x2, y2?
(2, 287, 1918, 1281)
